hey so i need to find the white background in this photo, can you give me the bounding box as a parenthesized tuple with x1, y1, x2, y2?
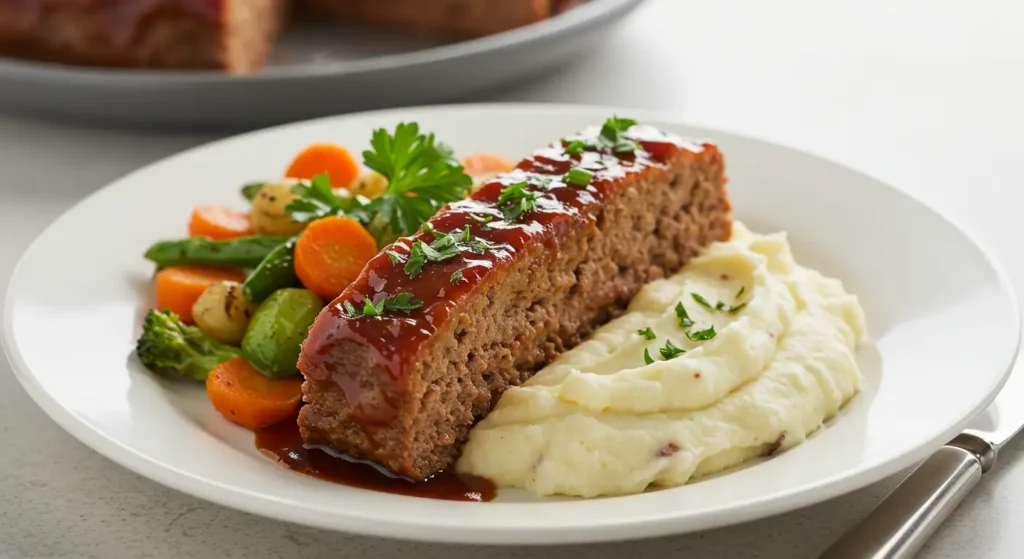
(2, 0, 1022, 557)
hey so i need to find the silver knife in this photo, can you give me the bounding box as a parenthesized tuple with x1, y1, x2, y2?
(819, 361, 1024, 559)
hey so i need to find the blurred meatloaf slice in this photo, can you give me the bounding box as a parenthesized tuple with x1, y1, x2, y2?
(297, 123, 731, 480)
(0, 0, 287, 72)
(300, 0, 553, 37)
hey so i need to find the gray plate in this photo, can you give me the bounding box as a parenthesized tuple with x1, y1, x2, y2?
(0, 0, 645, 130)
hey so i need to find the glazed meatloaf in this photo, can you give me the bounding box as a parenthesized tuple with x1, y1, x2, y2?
(0, 0, 584, 72)
(298, 123, 731, 480)
(0, 0, 288, 72)
(302, 0, 555, 38)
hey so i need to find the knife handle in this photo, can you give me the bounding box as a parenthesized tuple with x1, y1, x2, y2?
(819, 434, 996, 559)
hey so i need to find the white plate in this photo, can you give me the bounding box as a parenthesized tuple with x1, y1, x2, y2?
(0, 0, 644, 129)
(3, 103, 1019, 545)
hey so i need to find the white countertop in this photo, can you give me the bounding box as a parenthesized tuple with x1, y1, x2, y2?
(2, 0, 1023, 557)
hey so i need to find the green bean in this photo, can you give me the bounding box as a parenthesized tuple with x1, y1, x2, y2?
(242, 237, 300, 303)
(144, 236, 291, 268)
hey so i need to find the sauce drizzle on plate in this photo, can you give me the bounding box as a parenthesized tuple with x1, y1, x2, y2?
(255, 419, 496, 502)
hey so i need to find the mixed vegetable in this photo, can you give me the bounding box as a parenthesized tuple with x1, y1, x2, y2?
(135, 124, 514, 430)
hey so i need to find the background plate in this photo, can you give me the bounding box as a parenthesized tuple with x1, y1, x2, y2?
(0, 0, 644, 129)
(3, 104, 1019, 544)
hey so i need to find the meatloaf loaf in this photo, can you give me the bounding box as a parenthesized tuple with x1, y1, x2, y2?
(0, 0, 288, 72)
(0, 0, 585, 72)
(298, 123, 731, 480)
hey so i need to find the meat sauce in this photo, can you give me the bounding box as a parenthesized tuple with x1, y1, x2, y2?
(302, 125, 707, 427)
(255, 418, 496, 502)
(12, 0, 222, 45)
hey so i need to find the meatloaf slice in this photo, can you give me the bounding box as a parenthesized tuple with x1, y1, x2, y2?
(299, 0, 553, 37)
(298, 123, 731, 480)
(0, 0, 287, 72)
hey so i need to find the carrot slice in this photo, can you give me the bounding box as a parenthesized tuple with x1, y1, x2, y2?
(206, 357, 303, 430)
(188, 206, 254, 240)
(285, 144, 360, 188)
(461, 153, 514, 177)
(155, 266, 245, 324)
(293, 216, 378, 301)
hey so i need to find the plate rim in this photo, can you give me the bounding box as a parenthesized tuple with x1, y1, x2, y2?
(3, 102, 1020, 545)
(0, 0, 645, 85)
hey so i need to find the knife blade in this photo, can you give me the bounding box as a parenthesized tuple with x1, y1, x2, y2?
(819, 358, 1023, 559)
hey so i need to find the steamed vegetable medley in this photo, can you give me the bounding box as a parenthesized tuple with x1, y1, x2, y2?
(135, 124, 514, 430)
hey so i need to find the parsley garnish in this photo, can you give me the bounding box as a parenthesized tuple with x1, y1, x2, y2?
(659, 339, 686, 360)
(564, 168, 593, 187)
(691, 292, 714, 311)
(736, 286, 745, 298)
(286, 174, 369, 224)
(598, 116, 641, 152)
(497, 181, 541, 221)
(285, 122, 471, 243)
(451, 269, 464, 283)
(637, 327, 657, 340)
(643, 348, 655, 365)
(385, 250, 405, 264)
(675, 302, 695, 328)
(343, 293, 423, 318)
(469, 213, 493, 224)
(686, 325, 717, 342)
(360, 122, 472, 236)
(564, 139, 586, 155)
(727, 303, 747, 314)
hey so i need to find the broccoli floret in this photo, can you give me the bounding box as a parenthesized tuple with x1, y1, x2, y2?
(136, 309, 243, 381)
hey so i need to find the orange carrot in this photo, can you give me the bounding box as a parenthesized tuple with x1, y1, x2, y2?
(188, 206, 254, 240)
(461, 153, 515, 177)
(285, 143, 360, 188)
(155, 266, 245, 324)
(206, 357, 303, 430)
(293, 216, 378, 301)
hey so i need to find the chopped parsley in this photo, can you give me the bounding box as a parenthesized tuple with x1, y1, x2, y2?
(450, 269, 464, 283)
(675, 302, 695, 328)
(564, 168, 593, 187)
(469, 213, 493, 224)
(404, 226, 500, 278)
(659, 339, 686, 360)
(497, 181, 541, 221)
(691, 292, 715, 311)
(343, 293, 423, 318)
(598, 116, 641, 153)
(385, 250, 405, 264)
(643, 348, 655, 365)
(736, 286, 745, 298)
(728, 303, 747, 314)
(637, 327, 657, 340)
(686, 325, 717, 342)
(564, 139, 586, 155)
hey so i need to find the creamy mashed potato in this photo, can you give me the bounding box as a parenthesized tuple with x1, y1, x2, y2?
(457, 223, 867, 497)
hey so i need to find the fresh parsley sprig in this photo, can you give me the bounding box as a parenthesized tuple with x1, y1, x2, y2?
(361, 123, 473, 237)
(285, 123, 472, 243)
(286, 174, 370, 224)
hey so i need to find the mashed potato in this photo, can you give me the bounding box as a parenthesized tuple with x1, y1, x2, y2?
(456, 223, 867, 497)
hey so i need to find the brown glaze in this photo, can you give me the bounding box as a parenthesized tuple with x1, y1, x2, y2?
(255, 418, 495, 502)
(11, 0, 222, 45)
(301, 125, 708, 428)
